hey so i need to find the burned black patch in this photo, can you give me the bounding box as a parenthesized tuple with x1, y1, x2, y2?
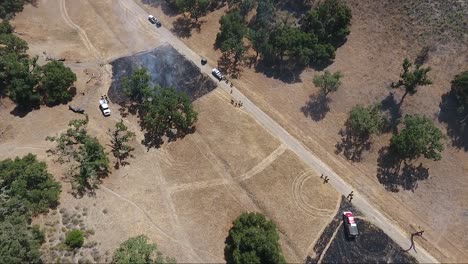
(108, 45, 217, 104)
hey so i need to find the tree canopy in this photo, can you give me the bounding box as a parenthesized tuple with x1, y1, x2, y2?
(216, 11, 247, 63)
(225, 213, 285, 264)
(122, 68, 198, 148)
(347, 104, 384, 139)
(175, 0, 209, 22)
(0, 153, 61, 214)
(391, 58, 432, 104)
(450, 71, 468, 114)
(109, 120, 136, 167)
(0, 20, 76, 110)
(390, 114, 444, 162)
(47, 118, 109, 194)
(39, 61, 77, 105)
(0, 214, 44, 264)
(112, 235, 176, 264)
(313, 70, 343, 96)
(301, 0, 352, 45)
(0, 0, 30, 19)
(0, 154, 59, 263)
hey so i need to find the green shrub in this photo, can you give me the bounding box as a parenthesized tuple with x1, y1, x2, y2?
(65, 229, 84, 249)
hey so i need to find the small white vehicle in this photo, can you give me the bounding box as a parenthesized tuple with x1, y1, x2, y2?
(99, 97, 111, 116)
(148, 15, 161, 27)
(212, 68, 223, 80)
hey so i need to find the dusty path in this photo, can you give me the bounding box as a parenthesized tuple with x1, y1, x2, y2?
(116, 0, 439, 262)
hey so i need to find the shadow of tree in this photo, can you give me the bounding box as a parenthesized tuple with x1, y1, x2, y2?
(141, 0, 179, 17)
(376, 147, 429, 192)
(171, 16, 205, 38)
(301, 94, 331, 121)
(140, 125, 196, 150)
(254, 60, 305, 84)
(335, 128, 372, 162)
(379, 92, 401, 133)
(217, 52, 242, 79)
(438, 92, 468, 150)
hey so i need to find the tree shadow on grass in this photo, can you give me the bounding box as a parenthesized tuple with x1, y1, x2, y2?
(217, 52, 242, 79)
(141, 0, 179, 17)
(379, 92, 401, 133)
(438, 92, 468, 151)
(301, 94, 331, 121)
(171, 16, 205, 38)
(376, 147, 429, 192)
(140, 124, 196, 150)
(254, 60, 305, 84)
(335, 128, 372, 162)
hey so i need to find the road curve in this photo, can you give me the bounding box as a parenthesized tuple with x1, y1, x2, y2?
(119, 0, 439, 262)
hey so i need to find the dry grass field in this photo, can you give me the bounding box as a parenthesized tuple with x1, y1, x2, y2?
(0, 0, 348, 263)
(136, 0, 468, 262)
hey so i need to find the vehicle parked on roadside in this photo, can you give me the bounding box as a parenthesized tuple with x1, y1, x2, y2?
(343, 211, 359, 238)
(212, 68, 223, 80)
(148, 15, 161, 27)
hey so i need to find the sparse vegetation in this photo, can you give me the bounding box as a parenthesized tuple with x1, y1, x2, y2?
(108, 120, 136, 167)
(225, 213, 285, 264)
(112, 235, 176, 264)
(391, 58, 432, 105)
(313, 71, 343, 97)
(390, 114, 444, 163)
(65, 229, 84, 249)
(46, 118, 109, 194)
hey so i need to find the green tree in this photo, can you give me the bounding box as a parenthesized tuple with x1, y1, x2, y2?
(109, 119, 136, 167)
(65, 229, 84, 249)
(121, 67, 151, 102)
(301, 0, 352, 45)
(0, 154, 61, 214)
(175, 0, 209, 22)
(339, 104, 385, 161)
(391, 58, 432, 105)
(0, 214, 44, 263)
(74, 136, 109, 193)
(47, 118, 109, 194)
(268, 24, 313, 63)
(347, 104, 384, 139)
(248, 0, 275, 60)
(216, 11, 247, 63)
(112, 235, 176, 264)
(39, 61, 77, 105)
(450, 71, 468, 115)
(390, 114, 444, 163)
(313, 70, 343, 97)
(0, 0, 30, 19)
(225, 213, 285, 264)
(141, 85, 198, 146)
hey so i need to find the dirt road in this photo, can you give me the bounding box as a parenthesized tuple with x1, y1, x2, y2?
(108, 0, 439, 262)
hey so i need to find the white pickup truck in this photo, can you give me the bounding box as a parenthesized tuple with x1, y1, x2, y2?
(99, 97, 111, 116)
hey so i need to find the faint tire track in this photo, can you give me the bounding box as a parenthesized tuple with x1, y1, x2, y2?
(236, 144, 287, 181)
(292, 170, 335, 218)
(100, 185, 222, 262)
(59, 0, 101, 58)
(169, 178, 229, 194)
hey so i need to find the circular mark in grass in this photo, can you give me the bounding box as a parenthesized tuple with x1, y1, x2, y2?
(292, 170, 334, 218)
